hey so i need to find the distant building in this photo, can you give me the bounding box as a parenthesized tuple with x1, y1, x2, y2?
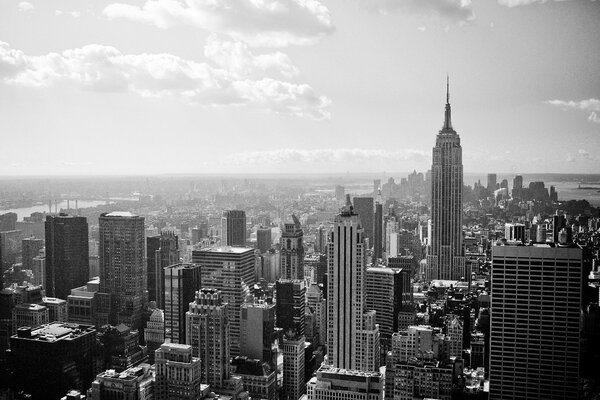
(192, 246, 256, 356)
(43, 296, 68, 322)
(276, 279, 306, 338)
(146, 232, 179, 307)
(487, 173, 497, 193)
(67, 277, 99, 325)
(45, 214, 89, 300)
(352, 197, 374, 248)
(505, 223, 526, 243)
(164, 263, 201, 344)
(222, 210, 247, 246)
(282, 331, 306, 400)
(144, 308, 165, 364)
(373, 200, 383, 260)
(334, 185, 345, 202)
(280, 215, 304, 280)
(306, 283, 326, 347)
(21, 237, 44, 274)
(155, 343, 205, 400)
(256, 227, 272, 253)
(10, 323, 97, 400)
(240, 300, 276, 366)
(88, 363, 154, 400)
(12, 303, 48, 333)
(446, 314, 463, 359)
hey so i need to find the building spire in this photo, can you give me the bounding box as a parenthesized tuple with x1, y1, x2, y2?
(443, 75, 453, 131)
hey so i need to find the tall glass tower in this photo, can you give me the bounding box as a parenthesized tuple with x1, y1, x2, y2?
(426, 78, 466, 281)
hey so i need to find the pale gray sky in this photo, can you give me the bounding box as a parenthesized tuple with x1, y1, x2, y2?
(0, 0, 599, 175)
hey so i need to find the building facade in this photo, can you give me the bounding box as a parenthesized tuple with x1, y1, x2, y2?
(146, 232, 179, 307)
(280, 215, 304, 280)
(164, 263, 201, 344)
(222, 210, 247, 246)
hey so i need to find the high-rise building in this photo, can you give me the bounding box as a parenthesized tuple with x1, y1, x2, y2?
(21, 237, 44, 274)
(45, 214, 89, 299)
(512, 175, 523, 198)
(186, 288, 230, 388)
(42, 296, 68, 322)
(144, 308, 165, 364)
(96, 212, 146, 330)
(373, 199, 383, 260)
(221, 210, 247, 246)
(240, 300, 276, 366)
(489, 244, 582, 400)
(10, 323, 97, 400)
(427, 79, 466, 281)
(192, 246, 255, 356)
(280, 215, 304, 280)
(334, 185, 345, 202)
(282, 331, 306, 400)
(164, 263, 201, 344)
(67, 277, 99, 325)
(487, 173, 497, 193)
(256, 227, 272, 253)
(352, 197, 374, 248)
(155, 343, 205, 400)
(505, 223, 526, 243)
(446, 314, 463, 359)
(365, 266, 411, 353)
(276, 279, 306, 337)
(146, 232, 179, 307)
(326, 196, 380, 372)
(230, 356, 277, 400)
(306, 283, 326, 347)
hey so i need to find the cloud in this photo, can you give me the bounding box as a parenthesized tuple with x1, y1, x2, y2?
(102, 0, 334, 47)
(18, 1, 35, 12)
(498, 0, 587, 7)
(545, 98, 600, 124)
(55, 10, 82, 18)
(361, 0, 474, 24)
(226, 148, 429, 165)
(566, 149, 595, 163)
(0, 41, 330, 120)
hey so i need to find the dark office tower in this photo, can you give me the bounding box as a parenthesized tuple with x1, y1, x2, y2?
(276, 279, 306, 337)
(10, 323, 96, 400)
(192, 246, 256, 356)
(280, 215, 304, 280)
(426, 79, 465, 281)
(96, 212, 145, 330)
(512, 175, 523, 198)
(487, 173, 497, 193)
(550, 185, 558, 202)
(146, 232, 179, 307)
(45, 214, 89, 299)
(490, 245, 581, 400)
(334, 185, 345, 202)
(221, 210, 246, 246)
(326, 196, 380, 372)
(373, 199, 383, 260)
(552, 213, 566, 244)
(164, 263, 201, 344)
(21, 237, 44, 272)
(0, 213, 17, 232)
(352, 197, 374, 249)
(256, 227, 272, 253)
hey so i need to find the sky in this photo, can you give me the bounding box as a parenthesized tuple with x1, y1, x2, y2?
(0, 0, 599, 176)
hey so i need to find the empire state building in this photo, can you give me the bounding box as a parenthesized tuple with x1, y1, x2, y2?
(426, 78, 466, 281)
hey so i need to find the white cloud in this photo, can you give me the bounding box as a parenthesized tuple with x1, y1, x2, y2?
(0, 41, 330, 120)
(545, 98, 600, 124)
(18, 1, 35, 12)
(498, 0, 581, 7)
(361, 0, 474, 24)
(566, 149, 595, 163)
(102, 0, 334, 47)
(226, 148, 429, 165)
(56, 10, 82, 18)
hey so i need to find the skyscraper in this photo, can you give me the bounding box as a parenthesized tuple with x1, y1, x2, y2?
(282, 331, 306, 400)
(163, 263, 201, 344)
(154, 343, 204, 400)
(280, 215, 304, 280)
(326, 196, 380, 372)
(487, 173, 497, 193)
(426, 79, 466, 281)
(373, 198, 383, 260)
(276, 279, 306, 337)
(146, 232, 179, 307)
(352, 197, 374, 249)
(221, 210, 246, 246)
(256, 227, 272, 253)
(489, 244, 581, 400)
(191, 246, 255, 356)
(96, 212, 145, 330)
(45, 214, 89, 299)
(240, 300, 276, 366)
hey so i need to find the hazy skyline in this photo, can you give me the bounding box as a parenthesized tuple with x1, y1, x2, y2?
(1, 0, 599, 175)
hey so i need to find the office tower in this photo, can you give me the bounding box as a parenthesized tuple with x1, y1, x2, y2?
(326, 197, 380, 372)
(164, 263, 201, 344)
(280, 215, 304, 280)
(276, 279, 306, 337)
(146, 232, 179, 307)
(144, 308, 165, 364)
(427, 79, 466, 281)
(240, 300, 276, 365)
(306, 283, 326, 347)
(192, 246, 255, 356)
(230, 356, 277, 400)
(552, 213, 566, 244)
(446, 314, 463, 358)
(365, 266, 411, 353)
(306, 366, 383, 400)
(0, 213, 17, 232)
(505, 223, 526, 243)
(373, 200, 383, 260)
(89, 364, 155, 400)
(487, 173, 497, 192)
(256, 227, 271, 253)
(334, 185, 345, 202)
(386, 216, 399, 258)
(512, 175, 523, 198)
(32, 252, 45, 288)
(67, 277, 99, 325)
(97, 324, 146, 372)
(10, 323, 96, 400)
(45, 214, 89, 300)
(550, 185, 558, 202)
(490, 245, 582, 400)
(21, 237, 44, 273)
(42, 296, 68, 322)
(352, 197, 374, 248)
(282, 331, 306, 400)
(155, 343, 204, 400)
(96, 212, 145, 330)
(191, 227, 201, 245)
(221, 210, 247, 246)
(386, 359, 454, 400)
(186, 288, 230, 387)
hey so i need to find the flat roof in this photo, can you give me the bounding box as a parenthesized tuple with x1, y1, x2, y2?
(196, 246, 254, 254)
(104, 211, 138, 218)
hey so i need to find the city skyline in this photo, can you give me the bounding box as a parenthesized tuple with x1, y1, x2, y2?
(0, 1, 599, 175)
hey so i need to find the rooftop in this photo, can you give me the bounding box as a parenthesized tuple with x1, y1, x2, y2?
(103, 211, 138, 218)
(197, 246, 254, 254)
